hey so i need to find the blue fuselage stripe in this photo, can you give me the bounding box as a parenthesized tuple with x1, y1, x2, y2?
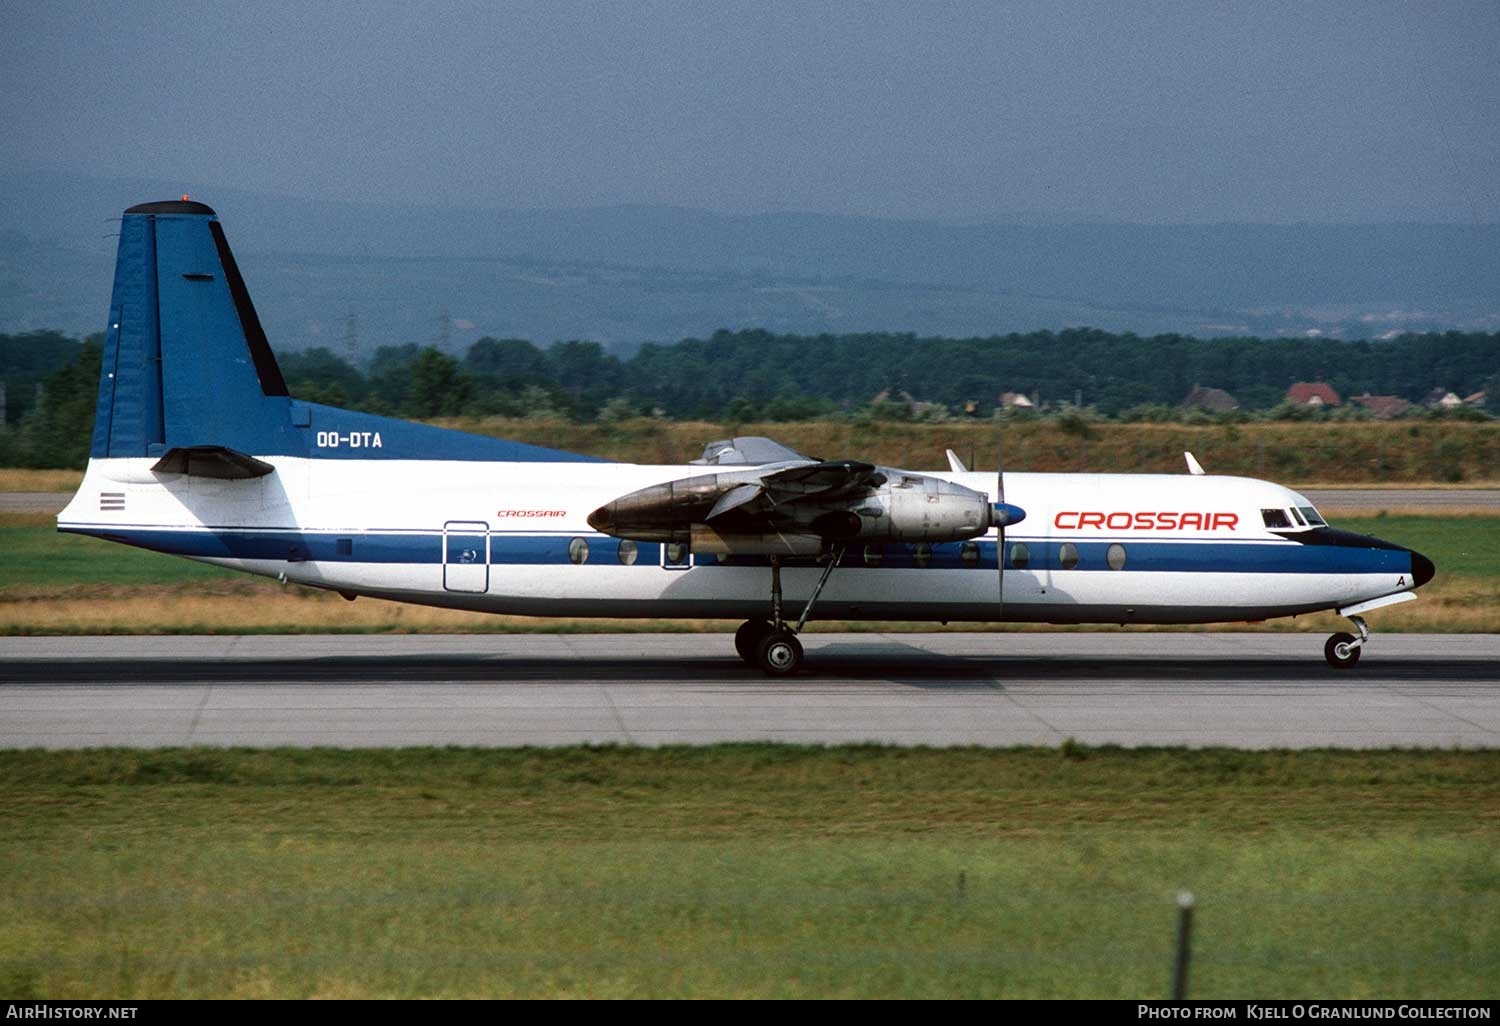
(62, 527, 1415, 576)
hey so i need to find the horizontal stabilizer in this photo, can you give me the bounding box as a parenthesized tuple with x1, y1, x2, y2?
(151, 446, 275, 479)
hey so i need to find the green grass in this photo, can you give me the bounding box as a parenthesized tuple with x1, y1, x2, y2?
(2, 746, 1497, 998)
(1, 520, 235, 588)
(1336, 515, 1500, 577)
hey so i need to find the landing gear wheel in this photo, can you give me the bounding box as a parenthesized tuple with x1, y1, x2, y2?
(735, 619, 773, 664)
(755, 630, 804, 676)
(1324, 632, 1361, 669)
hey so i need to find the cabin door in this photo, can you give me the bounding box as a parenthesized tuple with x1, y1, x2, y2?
(443, 521, 490, 593)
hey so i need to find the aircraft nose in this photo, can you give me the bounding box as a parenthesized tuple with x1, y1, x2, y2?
(1409, 548, 1436, 589)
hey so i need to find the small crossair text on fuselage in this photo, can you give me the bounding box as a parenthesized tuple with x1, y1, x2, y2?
(57, 200, 1435, 674)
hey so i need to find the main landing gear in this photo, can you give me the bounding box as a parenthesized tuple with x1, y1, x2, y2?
(735, 547, 845, 675)
(1324, 614, 1370, 669)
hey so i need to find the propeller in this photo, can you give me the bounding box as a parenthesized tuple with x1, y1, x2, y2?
(996, 445, 1005, 619)
(989, 444, 1027, 622)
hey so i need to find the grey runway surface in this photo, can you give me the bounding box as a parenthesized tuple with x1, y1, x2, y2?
(2, 633, 1497, 749)
(0, 492, 67, 513)
(1302, 488, 1500, 511)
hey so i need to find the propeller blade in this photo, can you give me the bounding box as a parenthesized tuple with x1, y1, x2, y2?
(997, 444, 1005, 616)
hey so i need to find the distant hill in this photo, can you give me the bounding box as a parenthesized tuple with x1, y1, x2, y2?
(2, 168, 1497, 355)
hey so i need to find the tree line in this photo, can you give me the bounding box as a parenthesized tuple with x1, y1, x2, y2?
(2, 327, 1496, 468)
(291, 328, 1499, 420)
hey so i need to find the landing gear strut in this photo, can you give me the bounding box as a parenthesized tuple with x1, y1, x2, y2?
(736, 546, 845, 675)
(1324, 614, 1368, 669)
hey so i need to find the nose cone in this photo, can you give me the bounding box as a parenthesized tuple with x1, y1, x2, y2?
(1409, 548, 1436, 589)
(991, 502, 1027, 528)
(586, 505, 612, 533)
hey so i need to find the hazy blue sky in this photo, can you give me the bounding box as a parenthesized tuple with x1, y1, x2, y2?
(3, 1, 1497, 222)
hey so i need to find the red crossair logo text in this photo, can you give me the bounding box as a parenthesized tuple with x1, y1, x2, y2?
(1054, 511, 1239, 531)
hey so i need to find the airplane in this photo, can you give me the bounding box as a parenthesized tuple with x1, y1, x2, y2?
(57, 199, 1436, 674)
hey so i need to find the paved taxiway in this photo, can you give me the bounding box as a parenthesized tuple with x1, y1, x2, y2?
(2, 633, 1496, 749)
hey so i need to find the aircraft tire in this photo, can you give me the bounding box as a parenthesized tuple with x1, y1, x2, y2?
(1324, 632, 1361, 669)
(735, 619, 774, 663)
(756, 631, 804, 676)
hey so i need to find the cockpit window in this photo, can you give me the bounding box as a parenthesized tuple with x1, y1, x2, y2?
(1261, 509, 1291, 529)
(1298, 506, 1326, 526)
(1290, 507, 1307, 527)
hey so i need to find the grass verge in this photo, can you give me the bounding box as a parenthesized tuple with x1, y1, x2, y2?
(0, 469, 83, 492)
(1, 746, 1496, 999)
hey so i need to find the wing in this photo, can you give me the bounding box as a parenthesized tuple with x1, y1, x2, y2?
(700, 460, 882, 523)
(758, 460, 880, 497)
(589, 440, 1005, 550)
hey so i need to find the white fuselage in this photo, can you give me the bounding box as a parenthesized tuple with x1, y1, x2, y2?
(59, 457, 1418, 625)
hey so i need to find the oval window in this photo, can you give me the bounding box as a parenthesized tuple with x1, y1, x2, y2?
(664, 542, 689, 566)
(960, 541, 980, 568)
(864, 545, 883, 568)
(1058, 542, 1079, 570)
(912, 542, 931, 569)
(1009, 542, 1030, 570)
(568, 538, 589, 565)
(1107, 543, 1126, 571)
(617, 539, 638, 566)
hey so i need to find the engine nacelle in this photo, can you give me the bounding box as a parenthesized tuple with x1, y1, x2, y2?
(851, 479, 992, 542)
(588, 461, 1016, 547)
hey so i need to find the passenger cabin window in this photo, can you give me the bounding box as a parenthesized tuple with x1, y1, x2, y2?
(1058, 542, 1079, 570)
(617, 539, 638, 566)
(1009, 542, 1030, 570)
(1107, 543, 1127, 571)
(960, 541, 980, 567)
(912, 543, 932, 569)
(1261, 509, 1292, 529)
(1298, 506, 1326, 526)
(568, 538, 589, 564)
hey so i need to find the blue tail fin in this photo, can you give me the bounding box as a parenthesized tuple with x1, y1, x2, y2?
(92, 200, 294, 459)
(91, 200, 598, 464)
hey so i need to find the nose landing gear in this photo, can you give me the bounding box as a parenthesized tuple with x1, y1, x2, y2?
(1324, 621, 1365, 669)
(1324, 591, 1420, 669)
